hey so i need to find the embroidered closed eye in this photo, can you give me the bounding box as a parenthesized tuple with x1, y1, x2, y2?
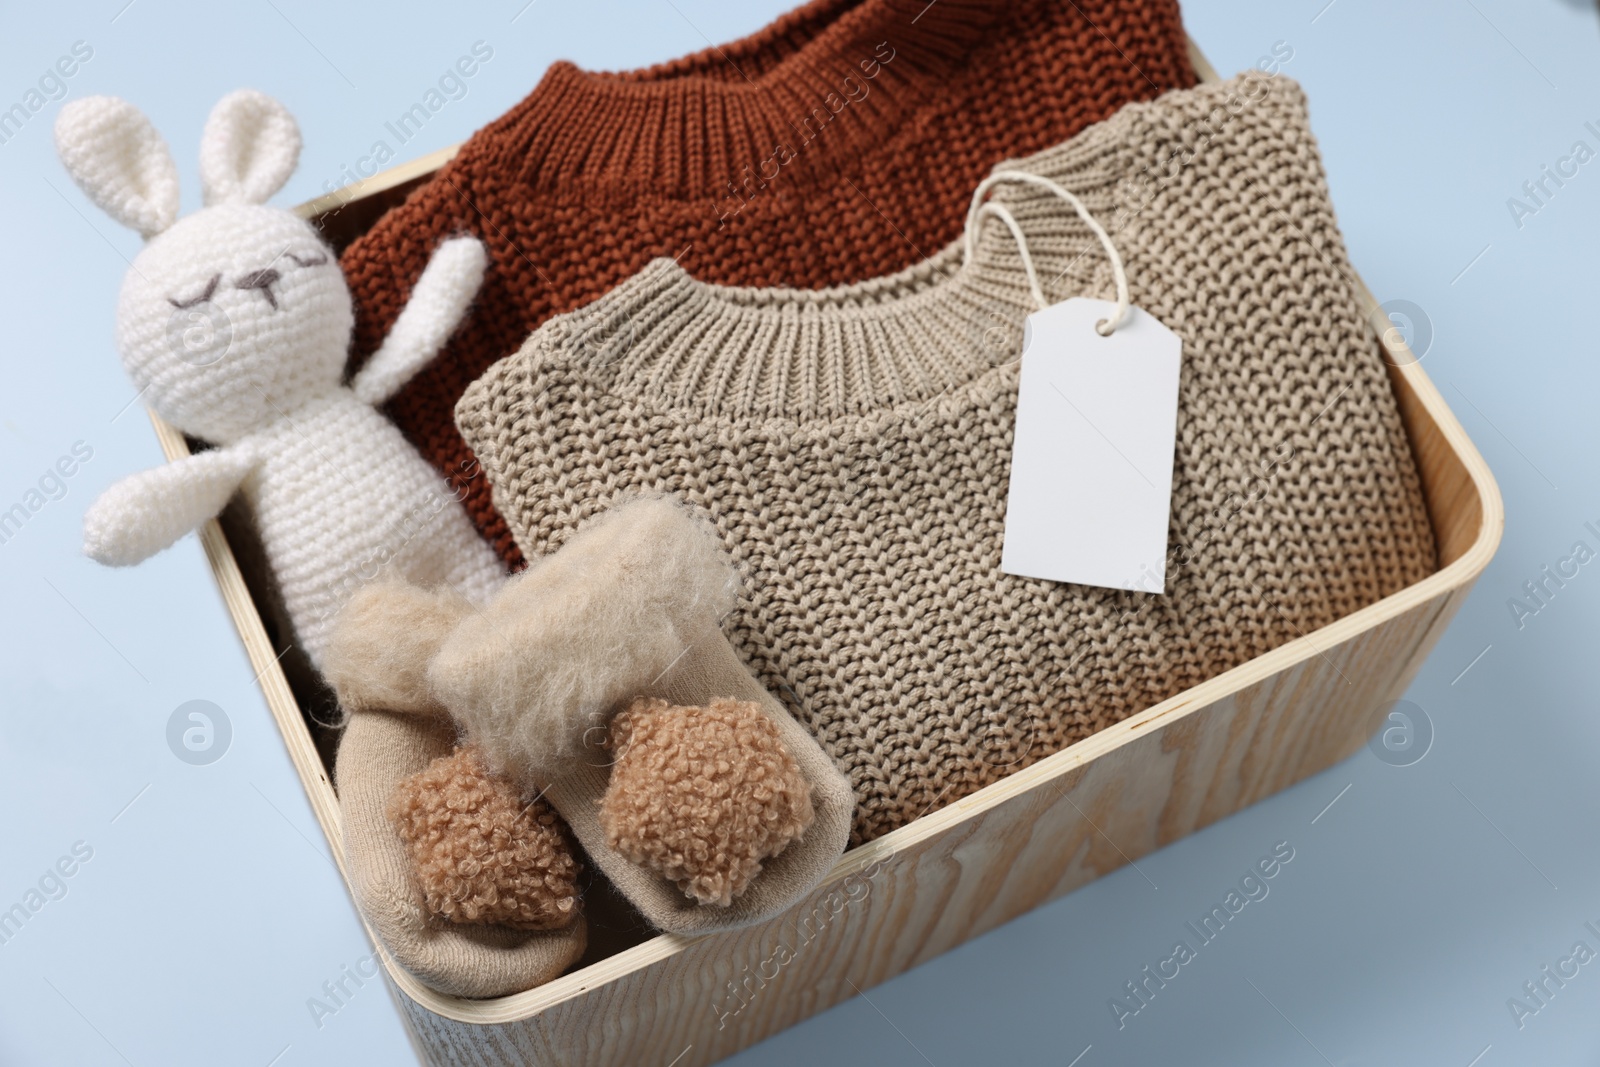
(167, 273, 221, 309)
(285, 251, 328, 268)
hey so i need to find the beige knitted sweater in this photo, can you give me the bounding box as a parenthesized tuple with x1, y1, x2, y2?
(457, 74, 1437, 845)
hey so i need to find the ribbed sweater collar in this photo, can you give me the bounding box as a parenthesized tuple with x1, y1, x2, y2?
(500, 0, 1006, 196)
(532, 79, 1186, 421)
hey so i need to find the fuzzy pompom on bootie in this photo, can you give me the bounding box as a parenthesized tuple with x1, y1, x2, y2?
(601, 697, 814, 907)
(388, 745, 581, 930)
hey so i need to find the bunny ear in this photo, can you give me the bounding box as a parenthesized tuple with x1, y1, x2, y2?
(198, 90, 300, 206)
(54, 96, 180, 238)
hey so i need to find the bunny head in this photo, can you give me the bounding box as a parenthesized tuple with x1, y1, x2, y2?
(56, 91, 351, 444)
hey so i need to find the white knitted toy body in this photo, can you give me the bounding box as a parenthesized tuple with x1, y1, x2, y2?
(242, 391, 501, 660)
(56, 91, 502, 668)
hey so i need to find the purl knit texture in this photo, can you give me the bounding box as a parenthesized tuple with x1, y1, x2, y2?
(387, 745, 581, 930)
(339, 0, 1196, 565)
(458, 74, 1440, 845)
(601, 697, 816, 907)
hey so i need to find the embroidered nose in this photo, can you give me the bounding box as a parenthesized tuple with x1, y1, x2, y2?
(235, 268, 282, 309)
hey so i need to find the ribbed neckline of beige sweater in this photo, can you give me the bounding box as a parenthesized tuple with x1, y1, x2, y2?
(458, 73, 1439, 844)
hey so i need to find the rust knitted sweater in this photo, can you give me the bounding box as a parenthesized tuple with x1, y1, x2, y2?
(339, 0, 1196, 564)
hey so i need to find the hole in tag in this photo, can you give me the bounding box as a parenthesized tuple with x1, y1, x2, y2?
(1094, 318, 1113, 337)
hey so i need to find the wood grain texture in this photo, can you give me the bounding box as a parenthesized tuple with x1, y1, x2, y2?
(144, 39, 1504, 1067)
(386, 586, 1467, 1067)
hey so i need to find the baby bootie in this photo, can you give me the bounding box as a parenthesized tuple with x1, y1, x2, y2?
(428, 495, 854, 934)
(326, 581, 586, 998)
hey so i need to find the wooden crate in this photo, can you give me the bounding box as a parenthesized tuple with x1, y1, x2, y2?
(147, 42, 1502, 1067)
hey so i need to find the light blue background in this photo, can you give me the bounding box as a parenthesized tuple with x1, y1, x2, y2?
(1, 1, 1595, 1064)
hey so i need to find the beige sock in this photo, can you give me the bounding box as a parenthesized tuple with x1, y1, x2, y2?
(328, 583, 587, 998)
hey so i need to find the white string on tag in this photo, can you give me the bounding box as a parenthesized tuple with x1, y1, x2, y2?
(962, 171, 1131, 336)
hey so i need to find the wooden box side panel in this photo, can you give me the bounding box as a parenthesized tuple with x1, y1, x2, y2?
(1360, 283, 1489, 569)
(1389, 357, 1479, 566)
(391, 587, 1458, 1067)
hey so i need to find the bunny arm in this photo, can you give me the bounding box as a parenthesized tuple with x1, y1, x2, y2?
(349, 236, 488, 407)
(83, 446, 256, 566)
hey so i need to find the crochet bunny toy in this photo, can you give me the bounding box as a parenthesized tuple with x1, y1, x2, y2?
(56, 92, 589, 996)
(54, 91, 504, 662)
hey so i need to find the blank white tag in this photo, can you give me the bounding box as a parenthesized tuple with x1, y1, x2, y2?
(1001, 297, 1182, 594)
